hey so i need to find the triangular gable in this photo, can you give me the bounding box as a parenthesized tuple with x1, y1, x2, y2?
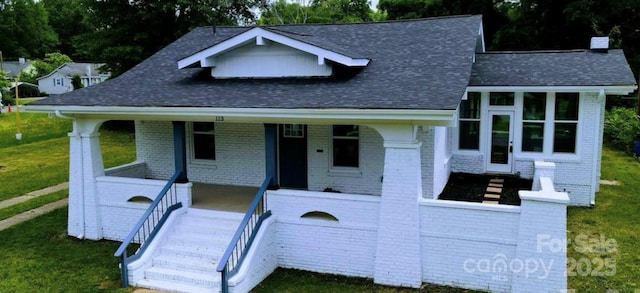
(177, 27, 370, 72)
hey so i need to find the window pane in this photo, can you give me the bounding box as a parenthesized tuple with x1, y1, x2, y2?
(553, 123, 577, 153)
(333, 125, 359, 137)
(459, 121, 480, 150)
(523, 93, 546, 120)
(489, 92, 514, 106)
(193, 122, 214, 133)
(194, 134, 215, 160)
(333, 139, 359, 167)
(461, 92, 481, 119)
(522, 122, 544, 152)
(555, 93, 579, 120)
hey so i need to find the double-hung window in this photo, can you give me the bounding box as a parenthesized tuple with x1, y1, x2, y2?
(192, 122, 215, 161)
(332, 125, 359, 168)
(459, 92, 481, 150)
(521, 93, 546, 152)
(553, 93, 579, 153)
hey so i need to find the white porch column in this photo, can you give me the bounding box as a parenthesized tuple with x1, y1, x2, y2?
(368, 125, 423, 288)
(67, 119, 105, 240)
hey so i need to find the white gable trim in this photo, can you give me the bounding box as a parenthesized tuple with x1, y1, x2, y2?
(177, 27, 370, 69)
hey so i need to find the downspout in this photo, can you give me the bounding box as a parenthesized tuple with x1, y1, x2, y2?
(591, 89, 605, 206)
(55, 110, 85, 239)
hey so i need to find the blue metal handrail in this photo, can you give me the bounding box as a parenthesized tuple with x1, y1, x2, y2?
(114, 172, 183, 287)
(217, 176, 273, 293)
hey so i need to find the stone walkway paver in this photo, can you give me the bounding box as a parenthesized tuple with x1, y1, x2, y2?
(0, 182, 69, 209)
(0, 198, 68, 231)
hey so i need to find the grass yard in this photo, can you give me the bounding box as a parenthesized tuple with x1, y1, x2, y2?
(0, 207, 132, 292)
(0, 112, 72, 148)
(567, 147, 640, 291)
(0, 112, 136, 220)
(0, 129, 136, 202)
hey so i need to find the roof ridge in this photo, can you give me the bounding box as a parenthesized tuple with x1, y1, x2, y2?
(199, 14, 479, 30)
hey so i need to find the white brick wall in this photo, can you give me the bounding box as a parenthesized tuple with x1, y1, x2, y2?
(269, 189, 380, 278)
(96, 176, 192, 241)
(420, 200, 520, 292)
(307, 125, 384, 195)
(135, 121, 175, 180)
(187, 123, 265, 186)
(229, 217, 278, 293)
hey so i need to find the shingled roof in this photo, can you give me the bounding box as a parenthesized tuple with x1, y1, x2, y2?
(32, 15, 483, 110)
(470, 50, 637, 87)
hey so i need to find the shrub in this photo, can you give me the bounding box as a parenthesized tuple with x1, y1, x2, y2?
(604, 107, 640, 153)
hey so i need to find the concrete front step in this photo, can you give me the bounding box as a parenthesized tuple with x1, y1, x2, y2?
(145, 266, 220, 288)
(167, 232, 231, 248)
(152, 254, 218, 274)
(134, 208, 241, 293)
(137, 277, 220, 293)
(161, 243, 222, 259)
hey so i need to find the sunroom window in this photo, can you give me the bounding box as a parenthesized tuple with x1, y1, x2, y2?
(192, 122, 215, 160)
(553, 93, 579, 153)
(459, 92, 481, 150)
(332, 125, 359, 168)
(521, 93, 546, 152)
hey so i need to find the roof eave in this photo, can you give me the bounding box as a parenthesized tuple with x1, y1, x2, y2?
(24, 105, 457, 126)
(467, 85, 638, 95)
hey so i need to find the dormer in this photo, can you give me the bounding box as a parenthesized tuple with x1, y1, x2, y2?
(177, 27, 370, 78)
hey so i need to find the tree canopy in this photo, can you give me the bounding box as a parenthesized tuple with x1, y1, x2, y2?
(72, 0, 266, 76)
(260, 0, 373, 24)
(0, 0, 58, 59)
(0, 0, 638, 81)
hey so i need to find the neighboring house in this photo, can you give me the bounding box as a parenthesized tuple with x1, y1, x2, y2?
(36, 62, 109, 95)
(1, 58, 39, 96)
(1, 58, 33, 80)
(26, 15, 636, 293)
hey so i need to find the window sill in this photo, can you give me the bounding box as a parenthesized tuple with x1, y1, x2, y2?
(189, 159, 218, 168)
(328, 167, 362, 178)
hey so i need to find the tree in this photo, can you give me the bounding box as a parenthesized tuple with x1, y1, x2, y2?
(71, 75, 83, 90)
(260, 0, 374, 24)
(0, 70, 12, 106)
(74, 0, 266, 77)
(19, 52, 72, 84)
(41, 0, 91, 60)
(378, 0, 509, 49)
(0, 0, 58, 59)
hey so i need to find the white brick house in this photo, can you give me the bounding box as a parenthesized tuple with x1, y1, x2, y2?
(26, 16, 636, 293)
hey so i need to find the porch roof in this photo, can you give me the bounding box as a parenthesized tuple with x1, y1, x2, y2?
(469, 50, 637, 92)
(28, 15, 482, 112)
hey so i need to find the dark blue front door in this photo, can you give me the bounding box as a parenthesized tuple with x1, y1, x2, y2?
(279, 124, 308, 189)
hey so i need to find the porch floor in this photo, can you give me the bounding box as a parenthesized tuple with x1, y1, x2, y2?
(191, 183, 257, 213)
(437, 173, 532, 206)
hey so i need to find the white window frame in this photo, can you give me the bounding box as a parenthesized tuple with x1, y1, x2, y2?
(189, 122, 216, 164)
(329, 125, 361, 176)
(455, 92, 486, 155)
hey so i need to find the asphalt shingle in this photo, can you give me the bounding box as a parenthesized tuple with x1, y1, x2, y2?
(470, 50, 636, 87)
(32, 15, 483, 110)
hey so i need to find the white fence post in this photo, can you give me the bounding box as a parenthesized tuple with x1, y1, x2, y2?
(513, 172, 569, 292)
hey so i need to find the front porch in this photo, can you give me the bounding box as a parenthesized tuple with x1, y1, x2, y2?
(192, 183, 256, 213)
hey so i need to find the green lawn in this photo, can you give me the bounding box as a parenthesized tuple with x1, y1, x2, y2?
(0, 129, 135, 202)
(0, 112, 72, 148)
(567, 147, 640, 291)
(0, 207, 132, 292)
(0, 112, 136, 220)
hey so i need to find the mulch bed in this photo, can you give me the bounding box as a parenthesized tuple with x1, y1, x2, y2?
(438, 172, 532, 206)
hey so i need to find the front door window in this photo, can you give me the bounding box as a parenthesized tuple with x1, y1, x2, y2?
(487, 111, 514, 173)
